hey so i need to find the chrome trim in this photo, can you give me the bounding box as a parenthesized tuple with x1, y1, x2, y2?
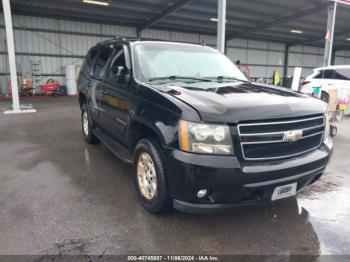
(237, 115, 325, 161)
(239, 124, 325, 136)
(237, 116, 325, 136)
(241, 131, 324, 145)
(237, 116, 324, 133)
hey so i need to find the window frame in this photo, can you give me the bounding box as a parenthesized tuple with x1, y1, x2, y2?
(106, 45, 132, 83)
(334, 68, 350, 80)
(90, 45, 115, 79)
(314, 69, 335, 80)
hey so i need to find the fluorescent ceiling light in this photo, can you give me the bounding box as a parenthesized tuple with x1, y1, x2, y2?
(210, 18, 227, 22)
(83, 0, 109, 6)
(347, 38, 350, 41)
(290, 29, 303, 34)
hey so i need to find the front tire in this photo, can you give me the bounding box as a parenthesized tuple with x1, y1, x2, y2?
(133, 139, 172, 214)
(81, 103, 100, 144)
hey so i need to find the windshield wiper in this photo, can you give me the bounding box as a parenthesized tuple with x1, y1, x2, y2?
(205, 76, 249, 82)
(148, 75, 212, 83)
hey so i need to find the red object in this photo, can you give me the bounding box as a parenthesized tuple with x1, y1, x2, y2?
(302, 80, 310, 86)
(41, 83, 59, 95)
(9, 80, 12, 96)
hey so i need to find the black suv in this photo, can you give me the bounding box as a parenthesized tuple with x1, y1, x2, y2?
(77, 37, 333, 214)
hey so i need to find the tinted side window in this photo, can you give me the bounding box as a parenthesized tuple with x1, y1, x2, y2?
(314, 70, 334, 79)
(80, 48, 98, 74)
(92, 46, 113, 78)
(87, 48, 99, 66)
(334, 69, 350, 80)
(109, 49, 127, 78)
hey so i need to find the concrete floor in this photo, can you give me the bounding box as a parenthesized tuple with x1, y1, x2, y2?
(0, 96, 349, 256)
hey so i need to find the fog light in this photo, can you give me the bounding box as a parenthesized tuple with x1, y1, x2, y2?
(197, 189, 208, 198)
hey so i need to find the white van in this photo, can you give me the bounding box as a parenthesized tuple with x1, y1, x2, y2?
(300, 65, 350, 102)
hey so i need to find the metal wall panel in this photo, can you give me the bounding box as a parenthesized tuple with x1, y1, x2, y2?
(199, 35, 216, 46)
(11, 15, 58, 30)
(0, 28, 6, 51)
(2, 14, 348, 93)
(268, 51, 284, 66)
(248, 40, 269, 49)
(170, 31, 199, 43)
(0, 75, 9, 96)
(226, 48, 248, 63)
(247, 49, 268, 65)
(290, 45, 303, 52)
(227, 39, 248, 48)
(13, 30, 61, 54)
(335, 57, 347, 64)
(102, 24, 136, 36)
(59, 20, 101, 34)
(59, 34, 101, 55)
(0, 54, 8, 72)
(141, 29, 171, 40)
(249, 66, 267, 78)
(267, 66, 284, 77)
(334, 50, 350, 65)
(288, 44, 325, 77)
(268, 42, 285, 51)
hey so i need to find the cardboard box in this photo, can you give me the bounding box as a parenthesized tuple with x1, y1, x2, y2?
(328, 88, 338, 112)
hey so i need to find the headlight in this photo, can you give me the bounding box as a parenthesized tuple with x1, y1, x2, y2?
(178, 120, 233, 155)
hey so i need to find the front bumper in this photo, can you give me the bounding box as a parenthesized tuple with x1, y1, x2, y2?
(164, 138, 333, 213)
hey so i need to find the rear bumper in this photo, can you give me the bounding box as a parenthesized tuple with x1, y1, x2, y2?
(164, 138, 333, 213)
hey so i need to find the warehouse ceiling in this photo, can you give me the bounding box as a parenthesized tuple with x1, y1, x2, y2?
(3, 0, 350, 49)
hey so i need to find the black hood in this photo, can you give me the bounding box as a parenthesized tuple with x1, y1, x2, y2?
(155, 81, 327, 123)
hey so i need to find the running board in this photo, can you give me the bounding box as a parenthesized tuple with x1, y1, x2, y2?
(93, 128, 133, 164)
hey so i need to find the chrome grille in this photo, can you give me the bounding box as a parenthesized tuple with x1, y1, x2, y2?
(238, 115, 325, 161)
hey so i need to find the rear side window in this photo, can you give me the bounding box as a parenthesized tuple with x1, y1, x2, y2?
(334, 68, 350, 80)
(92, 46, 113, 78)
(314, 70, 334, 79)
(86, 48, 99, 67)
(80, 48, 98, 74)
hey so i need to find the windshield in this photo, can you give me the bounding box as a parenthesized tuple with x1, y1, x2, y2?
(132, 42, 248, 83)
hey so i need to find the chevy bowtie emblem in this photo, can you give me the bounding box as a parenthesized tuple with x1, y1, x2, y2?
(283, 130, 303, 142)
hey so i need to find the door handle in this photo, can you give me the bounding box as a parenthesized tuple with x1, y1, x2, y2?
(102, 89, 108, 95)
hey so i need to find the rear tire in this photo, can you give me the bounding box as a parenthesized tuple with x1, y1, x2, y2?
(81, 103, 100, 144)
(133, 139, 172, 214)
(330, 125, 337, 137)
(321, 92, 329, 103)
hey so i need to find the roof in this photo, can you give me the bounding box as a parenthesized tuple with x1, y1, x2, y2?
(315, 65, 350, 70)
(4, 0, 350, 50)
(97, 36, 167, 45)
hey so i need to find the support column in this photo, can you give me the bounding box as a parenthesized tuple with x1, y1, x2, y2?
(2, 0, 20, 111)
(323, 0, 337, 67)
(283, 44, 290, 78)
(331, 48, 337, 65)
(217, 0, 226, 53)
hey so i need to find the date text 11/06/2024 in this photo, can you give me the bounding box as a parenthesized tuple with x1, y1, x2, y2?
(127, 255, 219, 261)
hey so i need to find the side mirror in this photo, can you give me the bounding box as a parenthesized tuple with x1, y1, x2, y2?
(110, 66, 125, 82)
(110, 67, 131, 84)
(116, 66, 125, 76)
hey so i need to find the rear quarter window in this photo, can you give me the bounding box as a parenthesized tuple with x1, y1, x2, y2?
(334, 68, 350, 80)
(80, 48, 99, 74)
(92, 46, 114, 78)
(314, 69, 334, 79)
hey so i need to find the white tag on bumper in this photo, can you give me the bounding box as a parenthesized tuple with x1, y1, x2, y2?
(271, 182, 297, 201)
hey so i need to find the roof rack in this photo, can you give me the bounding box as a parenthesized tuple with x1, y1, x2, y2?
(97, 36, 167, 45)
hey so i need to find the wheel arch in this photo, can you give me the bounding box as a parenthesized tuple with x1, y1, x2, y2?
(129, 119, 168, 150)
(79, 92, 87, 109)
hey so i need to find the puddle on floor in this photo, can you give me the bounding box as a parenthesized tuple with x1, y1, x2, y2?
(297, 175, 350, 255)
